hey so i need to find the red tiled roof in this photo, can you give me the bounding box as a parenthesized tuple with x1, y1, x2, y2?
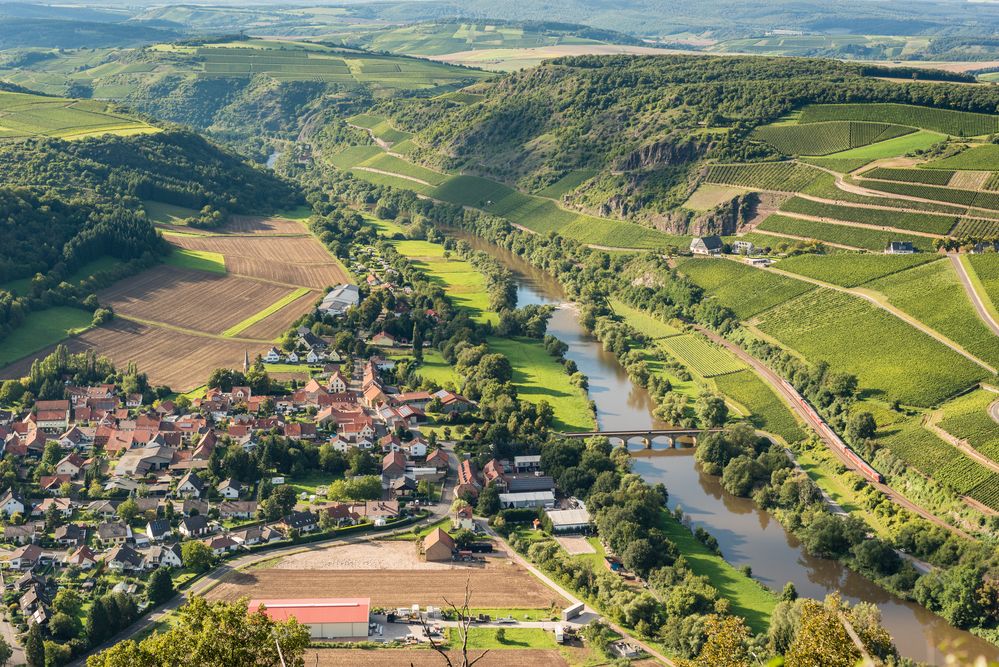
(248, 598, 370, 625)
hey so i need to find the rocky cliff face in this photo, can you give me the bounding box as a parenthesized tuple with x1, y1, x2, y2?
(617, 134, 711, 171)
(646, 193, 759, 236)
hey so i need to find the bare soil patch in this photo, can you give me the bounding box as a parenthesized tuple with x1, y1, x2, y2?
(225, 257, 347, 290)
(206, 564, 565, 609)
(555, 536, 595, 556)
(0, 319, 269, 391)
(221, 215, 309, 235)
(98, 265, 294, 336)
(306, 649, 570, 667)
(275, 540, 495, 571)
(170, 234, 335, 264)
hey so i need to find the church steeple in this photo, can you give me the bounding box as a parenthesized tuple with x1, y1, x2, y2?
(243, 349, 250, 372)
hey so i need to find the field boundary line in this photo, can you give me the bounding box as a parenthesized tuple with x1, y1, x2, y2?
(114, 314, 274, 344)
(774, 210, 945, 239)
(734, 258, 998, 374)
(951, 253, 999, 336)
(351, 165, 433, 187)
(750, 228, 863, 251)
(221, 287, 314, 338)
(923, 409, 999, 476)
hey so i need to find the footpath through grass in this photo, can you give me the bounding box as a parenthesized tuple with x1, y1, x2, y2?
(0, 307, 92, 367)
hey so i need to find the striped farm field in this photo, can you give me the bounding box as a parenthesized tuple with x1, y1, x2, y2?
(801, 131, 944, 172)
(779, 197, 956, 235)
(921, 143, 999, 170)
(861, 180, 999, 210)
(876, 417, 998, 509)
(802, 173, 964, 214)
(714, 370, 805, 443)
(951, 217, 999, 238)
(799, 103, 999, 136)
(674, 257, 814, 318)
(328, 145, 385, 170)
(358, 152, 449, 185)
(866, 261, 999, 368)
(755, 289, 989, 407)
(862, 167, 955, 186)
(775, 253, 940, 287)
(757, 215, 936, 252)
(348, 113, 413, 144)
(221, 287, 313, 338)
(536, 169, 597, 198)
(705, 162, 821, 192)
(967, 254, 999, 317)
(610, 299, 683, 339)
(658, 334, 745, 378)
(937, 389, 999, 464)
(752, 121, 912, 156)
(0, 90, 156, 140)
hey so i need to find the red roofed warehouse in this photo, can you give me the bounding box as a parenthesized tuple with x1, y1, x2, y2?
(247, 598, 370, 640)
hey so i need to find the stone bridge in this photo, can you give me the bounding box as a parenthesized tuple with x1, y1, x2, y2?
(559, 428, 724, 449)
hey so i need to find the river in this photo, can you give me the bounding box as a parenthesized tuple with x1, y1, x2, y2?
(453, 230, 999, 665)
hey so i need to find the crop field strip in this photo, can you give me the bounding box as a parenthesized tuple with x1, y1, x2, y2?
(798, 103, 999, 136)
(920, 143, 999, 171)
(713, 370, 805, 444)
(864, 261, 999, 369)
(675, 257, 815, 319)
(862, 167, 956, 186)
(755, 289, 990, 407)
(779, 196, 956, 235)
(859, 179, 999, 210)
(221, 288, 314, 339)
(775, 253, 940, 288)
(609, 298, 683, 339)
(802, 173, 966, 214)
(751, 121, 912, 156)
(936, 389, 999, 466)
(0, 90, 155, 139)
(967, 254, 999, 319)
(800, 131, 944, 174)
(658, 333, 746, 378)
(757, 214, 936, 252)
(705, 162, 822, 192)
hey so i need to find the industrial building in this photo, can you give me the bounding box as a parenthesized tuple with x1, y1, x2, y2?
(248, 597, 370, 640)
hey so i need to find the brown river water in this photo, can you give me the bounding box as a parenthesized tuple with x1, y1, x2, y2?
(453, 230, 999, 665)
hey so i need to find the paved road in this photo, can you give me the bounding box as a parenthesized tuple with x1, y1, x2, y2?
(0, 610, 24, 667)
(690, 324, 972, 540)
(949, 253, 999, 337)
(480, 523, 675, 667)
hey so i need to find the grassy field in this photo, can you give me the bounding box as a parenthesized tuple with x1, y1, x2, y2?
(865, 261, 999, 368)
(451, 628, 557, 650)
(658, 334, 746, 378)
(752, 121, 912, 156)
(348, 113, 414, 144)
(682, 183, 749, 211)
(675, 257, 815, 319)
(144, 200, 199, 225)
(0, 307, 92, 368)
(779, 197, 956, 235)
(164, 247, 227, 274)
(609, 299, 683, 339)
(534, 169, 597, 199)
(966, 254, 999, 320)
(0, 90, 157, 140)
(775, 253, 940, 287)
(412, 348, 462, 387)
(328, 145, 385, 170)
(757, 214, 936, 251)
(390, 239, 494, 323)
(802, 130, 944, 171)
(714, 370, 806, 443)
(755, 289, 989, 407)
(799, 103, 999, 136)
(486, 336, 594, 432)
(922, 143, 999, 171)
(657, 513, 776, 634)
(221, 288, 312, 338)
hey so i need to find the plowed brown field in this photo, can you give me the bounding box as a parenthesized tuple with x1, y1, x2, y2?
(1, 320, 269, 391)
(170, 234, 335, 264)
(222, 215, 309, 235)
(206, 567, 565, 609)
(238, 290, 320, 340)
(98, 266, 294, 336)
(224, 257, 348, 289)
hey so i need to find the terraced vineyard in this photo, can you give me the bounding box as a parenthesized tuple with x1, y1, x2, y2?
(675, 257, 814, 319)
(348, 113, 413, 144)
(936, 389, 999, 465)
(779, 197, 956, 235)
(865, 261, 999, 368)
(951, 217, 999, 238)
(799, 103, 999, 136)
(921, 143, 999, 171)
(705, 162, 821, 192)
(755, 289, 989, 407)
(658, 334, 746, 378)
(967, 254, 999, 313)
(861, 180, 999, 210)
(752, 121, 911, 156)
(801, 130, 944, 173)
(775, 253, 940, 287)
(876, 417, 999, 510)
(802, 173, 964, 214)
(714, 370, 805, 444)
(862, 167, 956, 186)
(757, 214, 936, 251)
(0, 90, 156, 140)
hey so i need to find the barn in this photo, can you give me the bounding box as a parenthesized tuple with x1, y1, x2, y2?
(247, 598, 370, 640)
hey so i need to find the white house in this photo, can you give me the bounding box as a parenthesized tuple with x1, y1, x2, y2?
(0, 489, 26, 516)
(263, 347, 283, 363)
(286, 351, 300, 364)
(690, 236, 723, 255)
(217, 479, 241, 500)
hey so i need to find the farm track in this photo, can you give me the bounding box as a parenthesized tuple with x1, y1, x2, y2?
(950, 253, 999, 337)
(923, 409, 999, 476)
(749, 261, 997, 374)
(689, 323, 972, 540)
(114, 314, 273, 344)
(351, 165, 433, 186)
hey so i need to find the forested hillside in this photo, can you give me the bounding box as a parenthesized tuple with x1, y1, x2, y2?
(377, 56, 999, 225)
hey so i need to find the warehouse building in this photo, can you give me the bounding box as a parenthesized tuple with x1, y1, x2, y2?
(248, 598, 370, 640)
